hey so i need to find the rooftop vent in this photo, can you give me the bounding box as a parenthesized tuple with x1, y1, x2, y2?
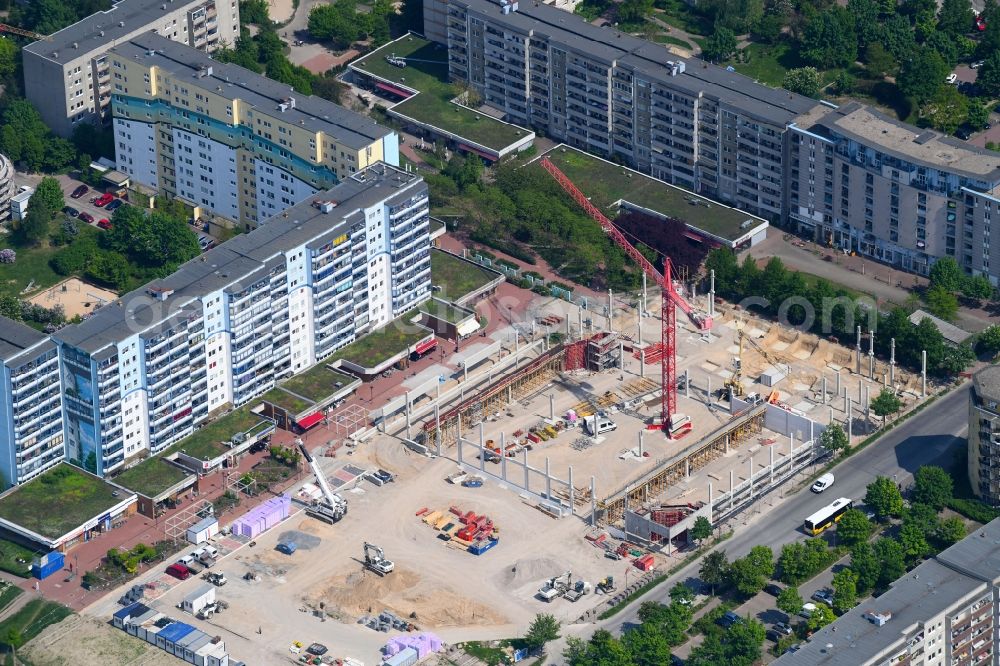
(147, 286, 174, 301)
(99, 31, 105, 37)
(666, 60, 685, 76)
(119, 21, 125, 27)
(313, 200, 337, 213)
(72, 42, 78, 49)
(498, 0, 518, 13)
(197, 65, 213, 78)
(277, 96, 296, 112)
(146, 49, 156, 56)
(864, 610, 892, 626)
(162, 3, 167, 8)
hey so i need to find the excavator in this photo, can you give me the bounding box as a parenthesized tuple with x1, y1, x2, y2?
(724, 319, 793, 400)
(363, 542, 394, 576)
(537, 571, 572, 602)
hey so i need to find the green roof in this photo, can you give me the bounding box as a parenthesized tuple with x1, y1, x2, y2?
(351, 36, 531, 151)
(0, 464, 129, 540)
(112, 458, 192, 498)
(420, 298, 473, 324)
(431, 249, 498, 302)
(262, 387, 311, 415)
(329, 311, 428, 369)
(171, 408, 269, 461)
(262, 366, 359, 415)
(535, 146, 766, 242)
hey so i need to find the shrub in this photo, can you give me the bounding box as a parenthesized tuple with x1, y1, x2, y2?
(0, 249, 14, 264)
(946, 497, 1000, 524)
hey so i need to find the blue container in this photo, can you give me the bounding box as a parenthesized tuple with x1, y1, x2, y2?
(32, 551, 64, 580)
(468, 538, 499, 555)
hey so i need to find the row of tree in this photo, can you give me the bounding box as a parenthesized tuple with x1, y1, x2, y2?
(308, 0, 395, 49)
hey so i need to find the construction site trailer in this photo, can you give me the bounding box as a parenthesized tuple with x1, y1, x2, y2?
(759, 366, 787, 387)
(181, 584, 216, 615)
(385, 647, 419, 666)
(186, 516, 219, 545)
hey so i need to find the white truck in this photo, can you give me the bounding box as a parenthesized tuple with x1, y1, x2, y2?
(583, 415, 616, 436)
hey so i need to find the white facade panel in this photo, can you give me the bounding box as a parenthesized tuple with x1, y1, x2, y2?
(114, 118, 159, 189)
(253, 160, 318, 222)
(172, 128, 240, 222)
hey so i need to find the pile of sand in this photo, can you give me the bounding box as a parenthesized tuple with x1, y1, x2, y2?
(306, 567, 507, 627)
(494, 557, 565, 589)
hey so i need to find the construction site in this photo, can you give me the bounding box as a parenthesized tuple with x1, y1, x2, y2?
(78, 160, 939, 665)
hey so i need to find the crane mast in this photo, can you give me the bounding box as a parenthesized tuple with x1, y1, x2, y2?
(539, 157, 711, 430)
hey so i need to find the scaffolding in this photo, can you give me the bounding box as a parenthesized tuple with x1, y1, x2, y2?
(165, 500, 215, 543)
(597, 404, 766, 524)
(423, 344, 571, 447)
(586, 331, 621, 370)
(328, 404, 369, 439)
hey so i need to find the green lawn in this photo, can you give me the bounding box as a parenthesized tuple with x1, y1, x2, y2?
(0, 537, 41, 578)
(730, 42, 805, 87)
(0, 464, 128, 540)
(351, 36, 531, 151)
(262, 387, 311, 415)
(275, 366, 358, 405)
(420, 298, 472, 324)
(170, 408, 270, 461)
(651, 1, 712, 35)
(537, 146, 765, 241)
(431, 249, 498, 301)
(330, 311, 428, 369)
(112, 458, 191, 498)
(0, 585, 22, 614)
(0, 598, 72, 649)
(0, 226, 101, 299)
(654, 34, 694, 50)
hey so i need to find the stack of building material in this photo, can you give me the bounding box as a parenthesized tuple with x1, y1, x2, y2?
(230, 495, 290, 538)
(384, 633, 443, 659)
(633, 554, 655, 571)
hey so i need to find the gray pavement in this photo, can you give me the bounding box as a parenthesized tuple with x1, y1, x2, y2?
(579, 383, 970, 645)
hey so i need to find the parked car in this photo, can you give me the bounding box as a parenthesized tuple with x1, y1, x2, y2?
(97, 219, 111, 230)
(956, 125, 974, 140)
(78, 212, 94, 224)
(764, 583, 784, 597)
(71, 184, 89, 199)
(767, 622, 794, 641)
(62, 206, 80, 217)
(166, 563, 191, 580)
(105, 198, 124, 212)
(812, 588, 835, 607)
(94, 192, 114, 207)
(374, 469, 394, 483)
(717, 610, 743, 629)
(306, 644, 328, 656)
(946, 73, 958, 84)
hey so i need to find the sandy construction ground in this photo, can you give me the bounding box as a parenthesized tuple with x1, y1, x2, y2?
(268, 0, 295, 23)
(27, 277, 118, 319)
(20, 614, 180, 666)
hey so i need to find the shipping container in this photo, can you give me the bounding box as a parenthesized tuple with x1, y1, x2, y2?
(186, 516, 219, 545)
(32, 551, 64, 580)
(384, 647, 418, 666)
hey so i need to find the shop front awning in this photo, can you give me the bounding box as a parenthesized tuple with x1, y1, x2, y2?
(296, 412, 324, 430)
(375, 81, 413, 99)
(414, 338, 437, 355)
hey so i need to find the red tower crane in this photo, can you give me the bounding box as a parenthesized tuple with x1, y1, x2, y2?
(540, 157, 712, 434)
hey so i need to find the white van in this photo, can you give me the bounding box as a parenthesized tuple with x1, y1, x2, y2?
(811, 473, 835, 493)
(583, 415, 617, 436)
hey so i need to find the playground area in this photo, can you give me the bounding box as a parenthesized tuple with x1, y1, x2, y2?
(27, 278, 118, 318)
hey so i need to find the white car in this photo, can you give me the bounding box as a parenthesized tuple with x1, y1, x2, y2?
(811, 473, 835, 493)
(799, 602, 818, 618)
(946, 73, 958, 84)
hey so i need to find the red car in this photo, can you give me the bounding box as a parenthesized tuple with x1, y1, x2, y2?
(78, 212, 94, 224)
(94, 193, 115, 207)
(70, 184, 88, 199)
(97, 218, 111, 230)
(166, 563, 191, 580)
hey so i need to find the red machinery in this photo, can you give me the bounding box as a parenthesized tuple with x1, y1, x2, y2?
(539, 157, 711, 434)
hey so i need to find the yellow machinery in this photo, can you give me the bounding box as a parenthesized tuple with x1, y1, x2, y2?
(725, 320, 793, 399)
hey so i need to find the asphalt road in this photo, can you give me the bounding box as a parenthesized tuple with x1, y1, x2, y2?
(596, 383, 971, 634)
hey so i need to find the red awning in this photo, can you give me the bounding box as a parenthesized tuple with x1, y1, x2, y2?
(296, 412, 324, 430)
(415, 338, 438, 355)
(375, 81, 413, 99)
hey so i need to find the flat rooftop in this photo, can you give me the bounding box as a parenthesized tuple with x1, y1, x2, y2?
(111, 32, 393, 151)
(973, 365, 1000, 404)
(809, 102, 1000, 181)
(0, 464, 130, 540)
(0, 316, 53, 364)
(329, 311, 429, 369)
(536, 146, 766, 242)
(263, 366, 359, 415)
(430, 249, 498, 302)
(778, 518, 1000, 665)
(24, 0, 199, 64)
(112, 458, 192, 498)
(170, 408, 272, 462)
(449, 0, 817, 125)
(350, 35, 532, 151)
(55, 164, 423, 356)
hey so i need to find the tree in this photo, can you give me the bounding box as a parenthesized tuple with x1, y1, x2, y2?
(929, 255, 964, 291)
(963, 274, 994, 301)
(730, 551, 770, 597)
(850, 542, 880, 594)
(819, 423, 849, 457)
(308, 0, 363, 46)
(938, 0, 975, 35)
(806, 601, 836, 631)
(617, 0, 653, 24)
(871, 388, 903, 425)
(939, 342, 975, 375)
(936, 516, 967, 545)
(837, 508, 873, 546)
(777, 586, 804, 616)
(0, 38, 16, 81)
(978, 51, 1000, 98)
(923, 84, 968, 134)
(574, 629, 633, 666)
(691, 516, 713, 544)
(778, 539, 831, 584)
(848, 0, 882, 49)
(865, 476, 904, 519)
(32, 176, 65, 213)
(863, 43, 896, 78)
(925, 284, 959, 320)
(899, 521, 931, 561)
(16, 203, 52, 246)
(524, 614, 560, 653)
(832, 568, 858, 614)
(913, 465, 954, 510)
(700, 550, 730, 595)
(724, 619, 767, 665)
(978, 325, 1000, 355)
(874, 538, 907, 587)
(782, 67, 822, 97)
(801, 7, 857, 68)
(0, 99, 77, 173)
(898, 47, 950, 102)
(622, 621, 673, 666)
(882, 14, 917, 62)
(703, 27, 738, 62)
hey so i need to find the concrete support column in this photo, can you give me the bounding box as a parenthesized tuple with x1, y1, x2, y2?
(568, 466, 575, 516)
(846, 396, 853, 440)
(749, 455, 754, 498)
(685, 459, 690, 480)
(685, 369, 690, 398)
(545, 457, 552, 500)
(637, 307, 643, 347)
(523, 449, 529, 492)
(500, 433, 507, 481)
(590, 477, 597, 527)
(608, 289, 614, 333)
(769, 445, 774, 486)
(868, 329, 875, 379)
(642, 273, 648, 315)
(479, 423, 486, 473)
(434, 404, 441, 457)
(463, 364, 468, 382)
(921, 350, 927, 398)
(855, 326, 862, 374)
(709, 269, 716, 318)
(549, 394, 555, 421)
(729, 470, 734, 510)
(836, 371, 842, 398)
(707, 376, 713, 405)
(638, 431, 644, 457)
(640, 350, 645, 378)
(457, 413, 463, 441)
(619, 341, 625, 371)
(822, 376, 828, 405)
